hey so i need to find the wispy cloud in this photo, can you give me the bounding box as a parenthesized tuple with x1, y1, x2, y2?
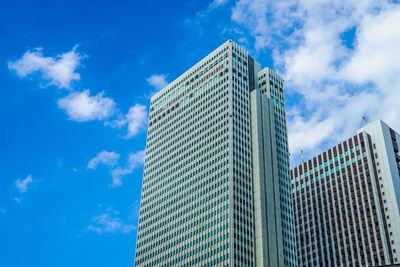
(210, 0, 229, 8)
(185, 0, 229, 36)
(8, 46, 82, 89)
(87, 151, 120, 169)
(146, 74, 168, 90)
(15, 174, 33, 193)
(231, 0, 400, 162)
(88, 150, 145, 187)
(87, 207, 136, 234)
(110, 150, 145, 187)
(231, 0, 271, 50)
(58, 90, 116, 122)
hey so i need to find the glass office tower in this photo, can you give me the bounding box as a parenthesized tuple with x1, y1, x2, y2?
(135, 40, 296, 267)
(291, 120, 400, 266)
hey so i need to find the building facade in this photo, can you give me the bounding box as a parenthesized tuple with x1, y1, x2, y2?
(134, 40, 296, 266)
(291, 120, 400, 266)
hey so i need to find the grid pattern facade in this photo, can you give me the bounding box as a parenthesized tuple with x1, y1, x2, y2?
(229, 42, 255, 266)
(258, 69, 297, 267)
(251, 68, 297, 266)
(136, 41, 232, 267)
(291, 120, 400, 266)
(135, 40, 296, 266)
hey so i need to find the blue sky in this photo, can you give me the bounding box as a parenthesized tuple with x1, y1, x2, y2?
(1, 0, 400, 266)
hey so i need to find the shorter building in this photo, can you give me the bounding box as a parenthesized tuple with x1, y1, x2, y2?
(291, 120, 400, 266)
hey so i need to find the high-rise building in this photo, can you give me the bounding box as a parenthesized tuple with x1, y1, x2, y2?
(291, 120, 400, 266)
(134, 40, 296, 266)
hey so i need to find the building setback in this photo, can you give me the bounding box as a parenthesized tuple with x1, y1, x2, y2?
(134, 40, 297, 266)
(291, 120, 400, 266)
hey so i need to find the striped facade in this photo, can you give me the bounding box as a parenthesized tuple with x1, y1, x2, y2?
(291, 120, 400, 266)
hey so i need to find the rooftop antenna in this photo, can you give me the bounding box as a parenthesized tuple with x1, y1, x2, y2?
(363, 115, 366, 126)
(301, 150, 304, 164)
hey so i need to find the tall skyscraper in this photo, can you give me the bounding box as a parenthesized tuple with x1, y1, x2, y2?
(291, 120, 400, 266)
(135, 40, 296, 266)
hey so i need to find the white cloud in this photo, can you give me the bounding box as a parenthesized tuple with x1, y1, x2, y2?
(110, 150, 145, 187)
(128, 150, 146, 169)
(112, 104, 148, 138)
(15, 174, 33, 193)
(340, 7, 400, 86)
(87, 150, 145, 187)
(87, 207, 136, 234)
(146, 74, 168, 90)
(58, 90, 116, 122)
(8, 46, 149, 139)
(231, 0, 273, 49)
(125, 104, 148, 138)
(231, 0, 400, 163)
(8, 46, 82, 89)
(87, 151, 120, 169)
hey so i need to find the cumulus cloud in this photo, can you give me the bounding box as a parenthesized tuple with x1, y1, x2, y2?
(231, 0, 400, 163)
(340, 8, 400, 86)
(9, 47, 149, 138)
(112, 104, 148, 138)
(87, 151, 120, 169)
(58, 90, 116, 122)
(87, 207, 136, 234)
(8, 46, 82, 89)
(146, 74, 168, 90)
(15, 174, 33, 193)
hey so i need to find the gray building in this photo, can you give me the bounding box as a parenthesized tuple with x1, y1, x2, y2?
(135, 40, 296, 266)
(291, 120, 400, 266)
